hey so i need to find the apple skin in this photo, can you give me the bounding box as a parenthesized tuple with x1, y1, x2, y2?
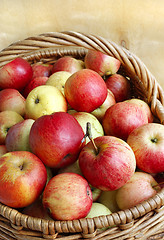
(0, 110, 24, 144)
(0, 145, 7, 157)
(0, 88, 26, 116)
(0, 58, 33, 90)
(105, 74, 131, 102)
(25, 85, 67, 120)
(125, 98, 154, 123)
(0, 151, 47, 208)
(84, 50, 121, 76)
(79, 136, 136, 191)
(91, 89, 116, 122)
(98, 190, 120, 213)
(46, 71, 72, 96)
(86, 202, 111, 218)
(65, 69, 108, 112)
(23, 76, 48, 98)
(51, 56, 84, 74)
(29, 112, 85, 168)
(5, 119, 35, 152)
(115, 172, 160, 210)
(42, 172, 93, 220)
(127, 123, 164, 173)
(102, 101, 148, 141)
(32, 63, 52, 78)
(70, 111, 104, 143)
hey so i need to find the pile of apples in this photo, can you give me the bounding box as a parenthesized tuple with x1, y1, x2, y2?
(0, 49, 164, 223)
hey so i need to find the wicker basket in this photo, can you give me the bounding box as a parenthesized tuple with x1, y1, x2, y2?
(0, 31, 164, 240)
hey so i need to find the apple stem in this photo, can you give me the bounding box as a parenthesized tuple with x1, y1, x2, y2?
(153, 181, 164, 189)
(86, 122, 99, 155)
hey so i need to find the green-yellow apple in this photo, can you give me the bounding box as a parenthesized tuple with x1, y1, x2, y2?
(105, 74, 131, 102)
(5, 119, 35, 152)
(91, 89, 116, 122)
(0, 110, 24, 144)
(64, 69, 108, 112)
(84, 50, 121, 76)
(0, 88, 26, 116)
(29, 112, 85, 168)
(86, 202, 112, 218)
(42, 172, 93, 220)
(102, 101, 148, 141)
(23, 76, 48, 98)
(125, 98, 154, 123)
(98, 190, 120, 213)
(25, 85, 67, 120)
(115, 171, 161, 210)
(79, 136, 136, 191)
(70, 111, 104, 143)
(127, 123, 164, 173)
(0, 145, 7, 157)
(46, 71, 72, 96)
(51, 56, 84, 74)
(0, 57, 33, 90)
(0, 151, 47, 208)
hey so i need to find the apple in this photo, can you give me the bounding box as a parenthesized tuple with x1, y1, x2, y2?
(22, 197, 52, 220)
(32, 62, 52, 78)
(29, 112, 85, 168)
(102, 101, 148, 141)
(115, 171, 161, 210)
(125, 98, 154, 123)
(64, 69, 108, 112)
(25, 85, 67, 120)
(0, 88, 26, 116)
(0, 151, 47, 208)
(0, 57, 33, 90)
(51, 56, 84, 74)
(91, 89, 116, 122)
(70, 111, 104, 143)
(42, 172, 93, 220)
(127, 123, 164, 173)
(98, 190, 120, 213)
(0, 145, 7, 157)
(84, 49, 121, 76)
(0, 110, 24, 144)
(5, 119, 35, 152)
(23, 76, 48, 98)
(105, 74, 131, 102)
(79, 135, 136, 191)
(86, 202, 111, 218)
(46, 71, 72, 96)
(153, 172, 164, 188)
(58, 161, 101, 201)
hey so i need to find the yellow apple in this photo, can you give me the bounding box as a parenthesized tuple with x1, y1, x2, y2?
(98, 190, 120, 213)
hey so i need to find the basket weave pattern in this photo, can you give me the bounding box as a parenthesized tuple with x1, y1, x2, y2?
(0, 31, 164, 240)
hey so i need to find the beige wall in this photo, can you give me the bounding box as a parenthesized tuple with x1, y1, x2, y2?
(0, 0, 164, 88)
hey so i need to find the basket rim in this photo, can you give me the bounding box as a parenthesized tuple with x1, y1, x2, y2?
(0, 31, 164, 237)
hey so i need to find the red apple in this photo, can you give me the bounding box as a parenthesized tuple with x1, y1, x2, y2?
(102, 101, 148, 141)
(0, 151, 47, 208)
(65, 69, 108, 112)
(42, 172, 92, 220)
(5, 119, 35, 152)
(51, 56, 84, 74)
(127, 123, 164, 173)
(0, 57, 33, 90)
(0, 110, 24, 144)
(32, 62, 52, 78)
(23, 76, 48, 98)
(0, 88, 26, 116)
(125, 98, 154, 123)
(115, 172, 160, 210)
(105, 74, 131, 102)
(84, 50, 121, 76)
(29, 112, 85, 168)
(0, 145, 7, 157)
(79, 135, 136, 191)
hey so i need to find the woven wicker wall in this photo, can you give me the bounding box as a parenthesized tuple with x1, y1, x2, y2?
(0, 0, 164, 88)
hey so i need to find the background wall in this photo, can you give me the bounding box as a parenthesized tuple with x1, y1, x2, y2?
(0, 0, 164, 87)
